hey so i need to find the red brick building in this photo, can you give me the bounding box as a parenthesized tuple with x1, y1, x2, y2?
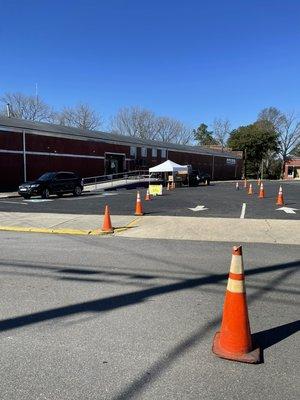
(0, 116, 243, 190)
(284, 157, 300, 180)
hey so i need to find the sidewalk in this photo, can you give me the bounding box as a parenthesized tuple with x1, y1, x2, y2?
(119, 215, 300, 245)
(0, 212, 137, 236)
(1, 210, 299, 244)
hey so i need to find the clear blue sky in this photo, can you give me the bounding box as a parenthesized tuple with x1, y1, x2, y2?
(1, 0, 299, 130)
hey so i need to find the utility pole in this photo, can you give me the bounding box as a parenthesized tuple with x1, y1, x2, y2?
(6, 103, 11, 117)
(244, 148, 247, 179)
(35, 83, 38, 105)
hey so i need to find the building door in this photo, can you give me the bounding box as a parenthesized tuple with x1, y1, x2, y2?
(105, 153, 125, 175)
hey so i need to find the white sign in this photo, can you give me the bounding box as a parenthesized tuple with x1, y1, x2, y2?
(226, 158, 236, 165)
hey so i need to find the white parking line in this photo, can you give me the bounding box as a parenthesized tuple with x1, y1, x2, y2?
(60, 192, 120, 201)
(0, 200, 28, 205)
(26, 199, 53, 203)
(240, 203, 246, 219)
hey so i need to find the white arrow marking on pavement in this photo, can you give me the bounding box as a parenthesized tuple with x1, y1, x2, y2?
(188, 205, 208, 212)
(276, 207, 298, 214)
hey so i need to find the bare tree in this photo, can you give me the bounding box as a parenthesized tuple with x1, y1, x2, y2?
(111, 107, 158, 140)
(212, 118, 231, 149)
(56, 103, 101, 130)
(111, 106, 192, 144)
(0, 92, 54, 122)
(156, 116, 193, 145)
(258, 107, 300, 177)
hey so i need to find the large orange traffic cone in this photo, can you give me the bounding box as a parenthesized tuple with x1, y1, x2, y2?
(135, 191, 144, 216)
(248, 183, 253, 195)
(244, 179, 247, 188)
(258, 182, 265, 199)
(276, 185, 284, 206)
(145, 189, 151, 201)
(212, 246, 260, 364)
(102, 204, 113, 233)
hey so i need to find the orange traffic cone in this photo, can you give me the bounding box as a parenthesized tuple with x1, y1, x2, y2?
(102, 205, 113, 233)
(212, 246, 260, 364)
(258, 182, 265, 199)
(145, 189, 151, 201)
(244, 179, 247, 188)
(235, 182, 239, 190)
(135, 191, 144, 216)
(248, 183, 253, 195)
(276, 185, 284, 206)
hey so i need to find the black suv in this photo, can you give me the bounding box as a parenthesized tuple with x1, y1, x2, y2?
(18, 172, 84, 199)
(188, 170, 211, 186)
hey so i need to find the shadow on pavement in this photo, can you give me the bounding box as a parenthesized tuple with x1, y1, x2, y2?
(0, 255, 299, 399)
(253, 320, 300, 350)
(0, 259, 298, 334)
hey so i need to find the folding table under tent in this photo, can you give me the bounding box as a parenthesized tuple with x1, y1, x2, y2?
(149, 160, 188, 186)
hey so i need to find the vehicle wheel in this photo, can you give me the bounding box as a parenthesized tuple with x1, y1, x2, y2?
(206, 179, 210, 185)
(42, 188, 50, 199)
(73, 186, 82, 196)
(22, 194, 31, 199)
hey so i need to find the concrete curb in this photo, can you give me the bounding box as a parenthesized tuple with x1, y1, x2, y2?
(0, 226, 107, 236)
(0, 217, 140, 237)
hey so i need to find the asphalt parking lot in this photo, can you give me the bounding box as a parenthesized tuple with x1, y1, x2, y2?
(1, 181, 299, 220)
(0, 181, 299, 399)
(0, 232, 299, 400)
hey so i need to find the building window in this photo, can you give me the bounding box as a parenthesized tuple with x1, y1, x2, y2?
(141, 147, 148, 157)
(161, 149, 167, 158)
(152, 148, 157, 158)
(130, 146, 137, 158)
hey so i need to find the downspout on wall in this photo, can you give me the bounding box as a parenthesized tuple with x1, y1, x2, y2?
(22, 130, 27, 182)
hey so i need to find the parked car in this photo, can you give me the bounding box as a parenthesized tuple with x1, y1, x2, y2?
(18, 172, 84, 199)
(188, 169, 211, 186)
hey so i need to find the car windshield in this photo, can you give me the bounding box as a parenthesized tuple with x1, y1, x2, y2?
(38, 172, 56, 181)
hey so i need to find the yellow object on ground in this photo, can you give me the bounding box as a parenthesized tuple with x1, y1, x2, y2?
(149, 184, 163, 196)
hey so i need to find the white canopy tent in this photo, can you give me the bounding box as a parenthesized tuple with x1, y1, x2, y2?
(149, 160, 188, 173)
(149, 160, 189, 188)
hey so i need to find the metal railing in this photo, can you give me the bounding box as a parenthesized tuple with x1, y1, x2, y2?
(83, 169, 149, 189)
